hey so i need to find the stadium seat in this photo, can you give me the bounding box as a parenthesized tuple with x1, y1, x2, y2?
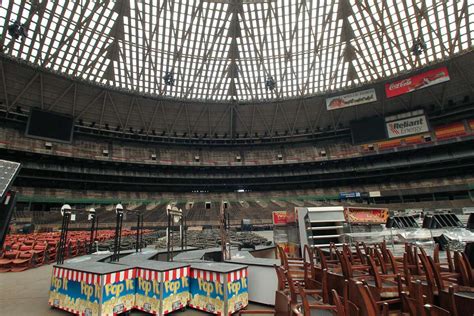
(435, 122, 467, 140)
(11, 245, 36, 272)
(31, 243, 48, 265)
(0, 251, 19, 272)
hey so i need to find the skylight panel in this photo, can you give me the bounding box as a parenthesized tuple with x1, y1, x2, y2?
(0, 0, 471, 101)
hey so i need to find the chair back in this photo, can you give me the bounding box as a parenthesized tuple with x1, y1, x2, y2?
(453, 252, 470, 286)
(274, 265, 287, 291)
(332, 289, 345, 316)
(274, 290, 291, 316)
(351, 281, 379, 316)
(315, 246, 329, 270)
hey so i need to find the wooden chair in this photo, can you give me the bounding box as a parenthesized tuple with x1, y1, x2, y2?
(286, 265, 328, 307)
(440, 283, 474, 316)
(405, 244, 422, 276)
(423, 304, 451, 316)
(295, 284, 337, 316)
(350, 281, 392, 316)
(331, 280, 360, 316)
(338, 249, 370, 279)
(275, 264, 289, 292)
(278, 245, 305, 283)
(453, 252, 470, 286)
(332, 289, 346, 316)
(304, 263, 330, 304)
(355, 242, 367, 265)
(303, 244, 315, 264)
(364, 255, 402, 300)
(419, 247, 458, 282)
(373, 247, 389, 275)
(314, 246, 340, 271)
(400, 279, 427, 316)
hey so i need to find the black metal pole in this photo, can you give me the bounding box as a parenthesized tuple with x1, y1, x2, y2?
(170, 214, 174, 262)
(112, 212, 123, 262)
(140, 214, 144, 252)
(184, 215, 187, 250)
(95, 216, 99, 252)
(135, 213, 140, 253)
(167, 213, 171, 261)
(117, 213, 123, 260)
(57, 212, 70, 265)
(88, 213, 96, 254)
(181, 217, 184, 252)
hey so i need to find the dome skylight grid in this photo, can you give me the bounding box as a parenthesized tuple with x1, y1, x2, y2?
(0, 0, 472, 102)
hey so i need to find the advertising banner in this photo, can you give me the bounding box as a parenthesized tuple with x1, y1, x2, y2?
(326, 88, 377, 110)
(386, 115, 429, 138)
(344, 207, 389, 224)
(339, 192, 361, 199)
(385, 66, 450, 98)
(369, 191, 381, 197)
(272, 210, 296, 225)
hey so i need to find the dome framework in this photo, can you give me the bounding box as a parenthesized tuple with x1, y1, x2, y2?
(0, 0, 472, 102)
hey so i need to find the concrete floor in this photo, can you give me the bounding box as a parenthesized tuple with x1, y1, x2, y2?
(0, 263, 272, 315)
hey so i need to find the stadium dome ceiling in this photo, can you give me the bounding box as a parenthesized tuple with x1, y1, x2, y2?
(0, 0, 473, 103)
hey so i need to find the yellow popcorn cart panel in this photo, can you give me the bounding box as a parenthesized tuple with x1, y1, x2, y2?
(101, 268, 136, 316)
(135, 268, 162, 315)
(189, 264, 248, 316)
(135, 265, 190, 315)
(226, 269, 248, 315)
(49, 266, 101, 316)
(162, 267, 191, 314)
(189, 269, 226, 315)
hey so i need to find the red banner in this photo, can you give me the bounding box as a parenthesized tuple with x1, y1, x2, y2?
(385, 66, 450, 98)
(272, 211, 296, 225)
(272, 211, 287, 225)
(344, 207, 389, 224)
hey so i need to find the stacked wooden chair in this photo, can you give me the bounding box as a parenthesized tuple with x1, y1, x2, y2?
(240, 241, 474, 316)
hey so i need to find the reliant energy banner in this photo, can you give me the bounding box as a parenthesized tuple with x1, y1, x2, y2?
(385, 66, 450, 98)
(386, 115, 429, 138)
(326, 88, 377, 110)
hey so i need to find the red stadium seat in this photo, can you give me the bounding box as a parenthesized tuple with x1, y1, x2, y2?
(0, 251, 19, 272)
(11, 245, 36, 272)
(435, 122, 467, 140)
(31, 243, 48, 265)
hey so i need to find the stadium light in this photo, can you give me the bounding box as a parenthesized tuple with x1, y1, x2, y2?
(7, 21, 28, 40)
(411, 38, 426, 56)
(115, 203, 124, 213)
(265, 76, 276, 90)
(163, 71, 175, 86)
(60, 204, 72, 216)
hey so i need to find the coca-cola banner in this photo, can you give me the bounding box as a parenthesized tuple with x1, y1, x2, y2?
(385, 66, 450, 98)
(326, 88, 377, 110)
(386, 115, 429, 138)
